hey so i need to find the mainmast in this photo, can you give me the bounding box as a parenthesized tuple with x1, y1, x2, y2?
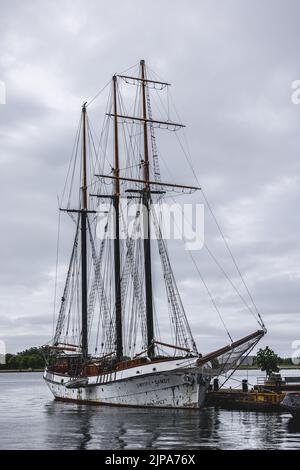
(140, 59, 155, 358)
(81, 103, 88, 360)
(112, 76, 123, 361)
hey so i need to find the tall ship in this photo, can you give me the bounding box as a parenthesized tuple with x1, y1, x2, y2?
(43, 60, 266, 408)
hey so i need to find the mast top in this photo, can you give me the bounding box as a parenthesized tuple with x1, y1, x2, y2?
(81, 102, 88, 210)
(117, 60, 170, 88)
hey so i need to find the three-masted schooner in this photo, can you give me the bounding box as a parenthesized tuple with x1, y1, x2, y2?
(43, 60, 266, 408)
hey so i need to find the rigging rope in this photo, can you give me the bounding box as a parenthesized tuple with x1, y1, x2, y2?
(201, 189, 265, 329)
(53, 216, 80, 344)
(52, 200, 61, 339)
(151, 80, 264, 329)
(173, 129, 264, 329)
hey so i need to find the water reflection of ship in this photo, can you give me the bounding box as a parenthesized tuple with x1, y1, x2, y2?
(45, 401, 92, 450)
(44, 400, 218, 449)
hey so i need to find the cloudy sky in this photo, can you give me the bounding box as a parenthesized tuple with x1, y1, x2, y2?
(0, 0, 299, 357)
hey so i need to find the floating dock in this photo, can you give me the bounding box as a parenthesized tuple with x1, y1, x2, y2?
(206, 389, 285, 411)
(254, 375, 300, 392)
(205, 377, 300, 412)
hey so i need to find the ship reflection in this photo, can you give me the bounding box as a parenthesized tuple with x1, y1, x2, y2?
(44, 400, 217, 449)
(40, 399, 300, 449)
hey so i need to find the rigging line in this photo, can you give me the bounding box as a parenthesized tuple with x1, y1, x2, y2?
(61, 115, 82, 206)
(204, 242, 258, 320)
(177, 133, 262, 324)
(87, 111, 113, 175)
(91, 85, 113, 178)
(86, 118, 109, 204)
(52, 201, 61, 339)
(146, 65, 169, 88)
(86, 63, 139, 108)
(218, 372, 258, 390)
(118, 61, 140, 77)
(151, 205, 198, 352)
(152, 83, 184, 130)
(173, 126, 264, 328)
(86, 79, 111, 108)
(189, 247, 233, 343)
(118, 162, 142, 172)
(54, 215, 80, 343)
(147, 88, 168, 122)
(163, 199, 233, 342)
(117, 83, 141, 175)
(219, 339, 259, 389)
(201, 189, 265, 329)
(121, 202, 148, 342)
(166, 190, 259, 323)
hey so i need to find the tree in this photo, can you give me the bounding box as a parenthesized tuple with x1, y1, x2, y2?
(255, 346, 279, 376)
(21, 356, 30, 369)
(7, 355, 22, 370)
(0, 347, 45, 370)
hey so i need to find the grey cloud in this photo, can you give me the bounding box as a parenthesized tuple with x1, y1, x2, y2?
(0, 0, 299, 355)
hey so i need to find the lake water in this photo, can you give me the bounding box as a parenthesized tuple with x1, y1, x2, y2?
(0, 370, 300, 449)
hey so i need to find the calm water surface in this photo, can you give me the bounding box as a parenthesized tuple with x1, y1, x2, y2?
(0, 371, 300, 449)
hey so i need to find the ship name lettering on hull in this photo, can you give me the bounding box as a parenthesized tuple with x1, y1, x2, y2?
(136, 377, 170, 388)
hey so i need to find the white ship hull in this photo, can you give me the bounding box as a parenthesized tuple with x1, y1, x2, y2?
(44, 357, 212, 409)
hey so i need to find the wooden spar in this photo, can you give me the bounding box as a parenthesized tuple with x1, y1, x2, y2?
(106, 113, 185, 129)
(116, 74, 171, 86)
(81, 103, 88, 360)
(133, 340, 191, 358)
(95, 174, 201, 191)
(55, 342, 81, 348)
(153, 340, 191, 353)
(112, 75, 123, 361)
(49, 345, 78, 352)
(133, 347, 151, 358)
(59, 208, 96, 213)
(196, 329, 265, 366)
(97, 351, 115, 360)
(140, 59, 154, 359)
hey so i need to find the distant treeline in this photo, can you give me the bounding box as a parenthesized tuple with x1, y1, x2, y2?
(0, 347, 44, 370)
(0, 347, 296, 370)
(253, 356, 294, 366)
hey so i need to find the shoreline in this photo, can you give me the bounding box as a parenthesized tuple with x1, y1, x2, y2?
(237, 365, 300, 370)
(0, 366, 299, 373)
(0, 369, 44, 373)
